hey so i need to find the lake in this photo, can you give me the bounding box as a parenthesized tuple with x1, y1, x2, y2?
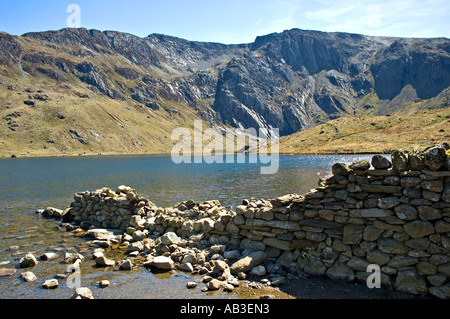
(1, 153, 402, 299)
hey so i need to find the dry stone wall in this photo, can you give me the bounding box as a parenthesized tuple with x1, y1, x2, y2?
(60, 145, 450, 298)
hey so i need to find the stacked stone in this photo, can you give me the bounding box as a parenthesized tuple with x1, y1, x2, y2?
(142, 199, 238, 241)
(276, 145, 450, 298)
(62, 185, 155, 230)
(58, 144, 450, 298)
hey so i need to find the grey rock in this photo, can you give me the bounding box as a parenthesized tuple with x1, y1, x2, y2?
(326, 263, 355, 281)
(160, 232, 179, 245)
(371, 155, 392, 169)
(394, 204, 418, 220)
(391, 150, 408, 172)
(95, 256, 115, 267)
(230, 251, 267, 275)
(178, 262, 194, 273)
(332, 163, 350, 176)
(423, 146, 446, 171)
(394, 269, 427, 295)
(42, 279, 59, 289)
(72, 287, 94, 299)
(417, 206, 442, 221)
(349, 160, 371, 171)
(250, 265, 267, 276)
(429, 283, 450, 299)
(19, 253, 38, 268)
(377, 238, 408, 254)
(403, 220, 435, 238)
(40, 252, 59, 261)
(20, 271, 37, 282)
(144, 256, 175, 271)
(119, 259, 133, 270)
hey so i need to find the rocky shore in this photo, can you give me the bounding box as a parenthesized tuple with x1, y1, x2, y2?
(22, 144, 450, 299)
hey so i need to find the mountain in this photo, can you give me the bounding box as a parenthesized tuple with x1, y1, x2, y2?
(0, 28, 449, 156)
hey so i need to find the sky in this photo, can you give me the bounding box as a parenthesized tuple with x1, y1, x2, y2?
(0, 0, 449, 44)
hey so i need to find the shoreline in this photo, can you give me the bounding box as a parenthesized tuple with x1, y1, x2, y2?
(0, 150, 390, 160)
(29, 145, 450, 299)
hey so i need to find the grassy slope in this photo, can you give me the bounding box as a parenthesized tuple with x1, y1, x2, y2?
(279, 107, 450, 154)
(0, 36, 205, 158)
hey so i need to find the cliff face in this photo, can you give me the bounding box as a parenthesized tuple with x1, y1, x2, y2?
(0, 28, 449, 154)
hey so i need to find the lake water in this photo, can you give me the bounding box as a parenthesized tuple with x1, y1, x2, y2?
(1, 153, 408, 299)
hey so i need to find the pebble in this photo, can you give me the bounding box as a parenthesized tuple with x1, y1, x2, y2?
(19, 253, 38, 268)
(42, 279, 59, 289)
(186, 282, 197, 289)
(99, 280, 110, 288)
(95, 256, 115, 267)
(0, 268, 16, 277)
(20, 271, 37, 282)
(119, 259, 133, 270)
(40, 252, 59, 261)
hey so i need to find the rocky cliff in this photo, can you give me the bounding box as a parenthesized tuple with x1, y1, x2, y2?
(0, 28, 449, 155)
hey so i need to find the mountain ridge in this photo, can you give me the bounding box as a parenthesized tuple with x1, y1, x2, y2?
(0, 27, 449, 157)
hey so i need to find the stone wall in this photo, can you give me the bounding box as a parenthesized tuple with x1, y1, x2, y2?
(60, 145, 450, 298)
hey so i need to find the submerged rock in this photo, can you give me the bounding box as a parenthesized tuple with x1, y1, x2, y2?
(42, 279, 59, 289)
(95, 256, 115, 267)
(0, 268, 16, 277)
(20, 271, 37, 282)
(19, 253, 38, 268)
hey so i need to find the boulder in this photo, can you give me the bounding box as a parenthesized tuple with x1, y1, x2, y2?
(206, 279, 224, 291)
(394, 269, 427, 295)
(250, 265, 267, 276)
(119, 259, 133, 270)
(403, 220, 435, 238)
(423, 146, 446, 171)
(349, 160, 371, 171)
(429, 283, 450, 299)
(20, 271, 37, 282)
(178, 263, 194, 273)
(132, 230, 147, 242)
(160, 232, 179, 245)
(84, 229, 115, 240)
(186, 282, 198, 289)
(43, 207, 64, 218)
(95, 256, 115, 267)
(377, 238, 408, 254)
(367, 249, 390, 266)
(230, 251, 267, 275)
(40, 252, 59, 261)
(408, 152, 425, 170)
(144, 256, 175, 271)
(332, 163, 350, 176)
(391, 150, 408, 171)
(0, 268, 16, 277)
(19, 253, 38, 268)
(394, 204, 418, 220)
(72, 287, 94, 299)
(42, 279, 59, 289)
(326, 263, 355, 281)
(371, 155, 392, 169)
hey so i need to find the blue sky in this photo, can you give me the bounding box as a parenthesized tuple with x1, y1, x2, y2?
(0, 0, 449, 43)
